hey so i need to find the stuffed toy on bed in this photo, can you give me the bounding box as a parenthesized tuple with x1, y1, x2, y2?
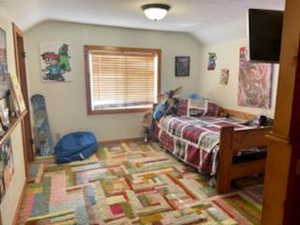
(153, 87, 182, 120)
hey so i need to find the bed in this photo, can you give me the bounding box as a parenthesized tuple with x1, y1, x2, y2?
(153, 98, 270, 193)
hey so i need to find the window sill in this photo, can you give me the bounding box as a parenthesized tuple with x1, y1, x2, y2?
(87, 107, 151, 115)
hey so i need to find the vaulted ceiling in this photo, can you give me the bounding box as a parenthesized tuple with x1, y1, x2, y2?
(0, 0, 285, 43)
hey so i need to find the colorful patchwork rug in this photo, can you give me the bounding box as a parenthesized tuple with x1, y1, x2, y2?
(18, 141, 262, 225)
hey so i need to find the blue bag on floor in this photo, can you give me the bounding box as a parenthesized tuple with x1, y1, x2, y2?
(55, 132, 98, 164)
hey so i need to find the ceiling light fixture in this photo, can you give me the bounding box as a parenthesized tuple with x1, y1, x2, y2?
(142, 4, 171, 21)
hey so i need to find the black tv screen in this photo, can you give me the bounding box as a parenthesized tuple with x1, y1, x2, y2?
(248, 9, 283, 63)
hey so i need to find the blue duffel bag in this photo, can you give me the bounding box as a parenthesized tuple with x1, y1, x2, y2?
(55, 132, 98, 164)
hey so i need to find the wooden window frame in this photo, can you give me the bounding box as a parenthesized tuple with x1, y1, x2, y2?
(84, 45, 161, 115)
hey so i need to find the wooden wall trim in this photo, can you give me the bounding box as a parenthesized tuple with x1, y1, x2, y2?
(13, 22, 35, 163)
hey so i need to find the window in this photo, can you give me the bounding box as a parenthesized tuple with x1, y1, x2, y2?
(84, 45, 161, 114)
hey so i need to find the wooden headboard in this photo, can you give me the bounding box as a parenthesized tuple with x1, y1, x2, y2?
(220, 108, 257, 121)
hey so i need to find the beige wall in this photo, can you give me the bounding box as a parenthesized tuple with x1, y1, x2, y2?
(0, 14, 26, 225)
(25, 21, 203, 141)
(199, 39, 279, 118)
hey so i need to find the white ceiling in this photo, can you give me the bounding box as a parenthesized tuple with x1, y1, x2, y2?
(0, 0, 285, 43)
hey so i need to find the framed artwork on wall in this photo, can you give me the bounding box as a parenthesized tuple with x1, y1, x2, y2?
(238, 47, 274, 109)
(175, 56, 190, 77)
(0, 28, 9, 99)
(0, 175, 4, 203)
(220, 68, 229, 85)
(9, 73, 26, 114)
(0, 138, 14, 203)
(208, 52, 217, 71)
(40, 42, 72, 82)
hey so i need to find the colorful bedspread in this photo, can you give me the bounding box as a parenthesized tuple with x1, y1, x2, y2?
(157, 116, 250, 176)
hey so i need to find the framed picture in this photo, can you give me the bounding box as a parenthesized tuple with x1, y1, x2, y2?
(0, 106, 9, 129)
(9, 73, 26, 114)
(220, 69, 230, 85)
(0, 177, 4, 203)
(175, 56, 190, 77)
(0, 138, 14, 202)
(208, 52, 217, 71)
(0, 28, 9, 99)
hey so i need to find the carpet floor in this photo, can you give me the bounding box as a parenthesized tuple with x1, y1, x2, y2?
(18, 141, 263, 225)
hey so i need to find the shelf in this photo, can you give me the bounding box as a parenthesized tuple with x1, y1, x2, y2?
(0, 110, 27, 146)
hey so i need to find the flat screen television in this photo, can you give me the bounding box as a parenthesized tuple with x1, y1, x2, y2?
(248, 8, 284, 63)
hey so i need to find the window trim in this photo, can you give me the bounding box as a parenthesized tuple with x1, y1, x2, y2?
(84, 45, 161, 115)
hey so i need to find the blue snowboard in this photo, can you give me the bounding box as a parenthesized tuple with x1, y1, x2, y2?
(31, 94, 54, 156)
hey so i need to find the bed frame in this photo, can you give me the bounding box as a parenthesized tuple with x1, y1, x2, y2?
(217, 126, 271, 193)
(153, 107, 271, 193)
(217, 108, 271, 193)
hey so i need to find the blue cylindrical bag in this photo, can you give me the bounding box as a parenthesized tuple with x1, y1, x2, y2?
(55, 132, 98, 164)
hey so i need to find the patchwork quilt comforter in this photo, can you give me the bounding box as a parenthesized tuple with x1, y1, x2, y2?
(156, 115, 251, 176)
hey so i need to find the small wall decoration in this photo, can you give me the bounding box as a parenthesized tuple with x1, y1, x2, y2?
(0, 28, 9, 99)
(220, 69, 229, 85)
(208, 52, 217, 71)
(0, 138, 14, 202)
(175, 56, 190, 77)
(238, 47, 273, 109)
(40, 42, 72, 82)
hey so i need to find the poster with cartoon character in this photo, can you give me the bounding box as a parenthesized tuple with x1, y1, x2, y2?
(40, 42, 72, 82)
(207, 52, 217, 71)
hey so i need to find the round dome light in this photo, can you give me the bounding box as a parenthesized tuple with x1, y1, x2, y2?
(142, 4, 171, 21)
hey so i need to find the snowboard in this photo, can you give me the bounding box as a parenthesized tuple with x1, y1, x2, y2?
(31, 94, 54, 156)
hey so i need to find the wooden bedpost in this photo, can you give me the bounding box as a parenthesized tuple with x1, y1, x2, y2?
(217, 126, 234, 193)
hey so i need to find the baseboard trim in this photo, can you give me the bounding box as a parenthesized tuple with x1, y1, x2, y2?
(12, 179, 26, 225)
(101, 137, 143, 145)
